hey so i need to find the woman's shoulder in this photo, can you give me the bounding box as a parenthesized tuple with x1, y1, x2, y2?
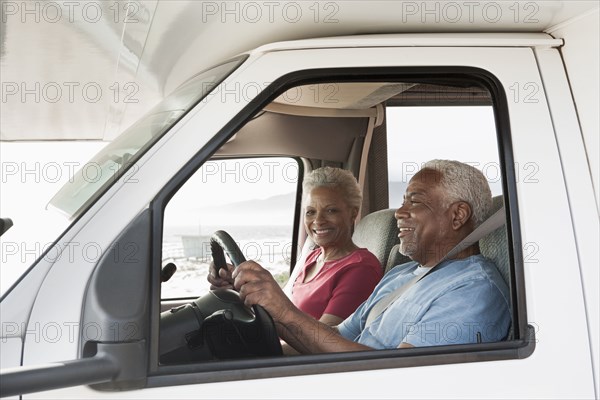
(336, 248, 382, 274)
(353, 248, 381, 264)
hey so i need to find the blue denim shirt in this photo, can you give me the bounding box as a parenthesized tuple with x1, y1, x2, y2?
(338, 254, 511, 348)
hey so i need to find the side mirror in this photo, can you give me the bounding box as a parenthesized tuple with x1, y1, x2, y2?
(0, 218, 13, 237)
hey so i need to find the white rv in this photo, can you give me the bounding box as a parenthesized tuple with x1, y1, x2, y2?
(0, 1, 598, 398)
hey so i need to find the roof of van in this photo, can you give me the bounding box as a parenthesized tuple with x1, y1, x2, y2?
(1, 1, 597, 141)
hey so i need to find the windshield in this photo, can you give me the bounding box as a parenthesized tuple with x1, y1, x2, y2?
(1, 58, 245, 296)
(49, 57, 245, 218)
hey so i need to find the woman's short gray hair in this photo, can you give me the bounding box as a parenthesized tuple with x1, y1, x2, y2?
(302, 167, 362, 210)
(422, 160, 492, 226)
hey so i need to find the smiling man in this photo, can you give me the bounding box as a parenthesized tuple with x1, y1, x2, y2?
(233, 160, 511, 352)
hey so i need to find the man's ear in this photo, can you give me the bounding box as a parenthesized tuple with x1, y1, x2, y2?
(451, 201, 472, 230)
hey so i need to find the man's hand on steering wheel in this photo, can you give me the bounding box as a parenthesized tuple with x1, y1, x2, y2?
(233, 261, 296, 323)
(208, 230, 247, 290)
(207, 262, 235, 290)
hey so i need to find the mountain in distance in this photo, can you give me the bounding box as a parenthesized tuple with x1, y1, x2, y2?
(199, 191, 297, 216)
(197, 185, 409, 223)
(167, 192, 298, 231)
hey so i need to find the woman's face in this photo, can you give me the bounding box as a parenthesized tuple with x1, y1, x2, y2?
(304, 186, 357, 249)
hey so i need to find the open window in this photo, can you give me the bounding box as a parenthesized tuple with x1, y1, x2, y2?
(148, 68, 531, 386)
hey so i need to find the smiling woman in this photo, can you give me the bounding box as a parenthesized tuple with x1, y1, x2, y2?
(290, 167, 382, 325)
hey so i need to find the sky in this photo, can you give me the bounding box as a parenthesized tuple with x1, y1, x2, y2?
(387, 106, 501, 189)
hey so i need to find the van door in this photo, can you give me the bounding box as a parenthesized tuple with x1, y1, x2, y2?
(3, 35, 595, 398)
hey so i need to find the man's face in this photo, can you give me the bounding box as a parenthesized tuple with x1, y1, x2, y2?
(395, 168, 453, 266)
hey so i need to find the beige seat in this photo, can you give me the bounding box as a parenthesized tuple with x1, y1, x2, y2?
(352, 208, 401, 269)
(479, 195, 513, 339)
(479, 196, 511, 291)
(385, 245, 411, 274)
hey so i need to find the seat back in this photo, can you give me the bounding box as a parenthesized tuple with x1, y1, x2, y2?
(479, 196, 510, 288)
(479, 195, 513, 339)
(352, 208, 400, 270)
(385, 244, 411, 274)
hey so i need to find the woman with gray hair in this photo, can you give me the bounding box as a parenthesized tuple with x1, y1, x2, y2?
(291, 167, 382, 325)
(209, 167, 382, 326)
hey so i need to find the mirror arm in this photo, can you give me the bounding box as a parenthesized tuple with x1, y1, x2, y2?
(0, 341, 147, 397)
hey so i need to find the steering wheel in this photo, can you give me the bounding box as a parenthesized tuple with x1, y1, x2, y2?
(205, 230, 282, 358)
(210, 230, 246, 270)
(159, 230, 282, 363)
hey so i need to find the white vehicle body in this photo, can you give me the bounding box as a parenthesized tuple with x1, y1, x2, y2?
(0, 1, 598, 399)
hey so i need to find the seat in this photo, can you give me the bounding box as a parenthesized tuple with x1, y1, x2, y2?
(352, 208, 401, 269)
(479, 196, 510, 289)
(385, 244, 411, 274)
(479, 195, 513, 339)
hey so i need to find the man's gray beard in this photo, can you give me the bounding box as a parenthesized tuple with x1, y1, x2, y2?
(399, 241, 417, 257)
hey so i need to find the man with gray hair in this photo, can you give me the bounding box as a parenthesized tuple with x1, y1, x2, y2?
(233, 160, 511, 352)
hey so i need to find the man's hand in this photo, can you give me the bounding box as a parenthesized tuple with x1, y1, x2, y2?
(207, 262, 235, 290)
(232, 261, 295, 322)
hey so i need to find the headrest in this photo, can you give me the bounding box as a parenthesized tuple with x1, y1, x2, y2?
(353, 208, 400, 268)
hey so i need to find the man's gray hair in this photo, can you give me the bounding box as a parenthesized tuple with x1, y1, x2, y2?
(422, 160, 492, 226)
(302, 167, 362, 210)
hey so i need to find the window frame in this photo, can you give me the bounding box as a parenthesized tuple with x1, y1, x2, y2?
(146, 66, 532, 386)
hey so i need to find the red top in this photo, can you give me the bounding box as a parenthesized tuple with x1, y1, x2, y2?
(291, 248, 383, 320)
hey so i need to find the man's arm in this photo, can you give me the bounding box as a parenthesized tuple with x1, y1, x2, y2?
(276, 306, 372, 354)
(319, 313, 344, 326)
(233, 261, 372, 354)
